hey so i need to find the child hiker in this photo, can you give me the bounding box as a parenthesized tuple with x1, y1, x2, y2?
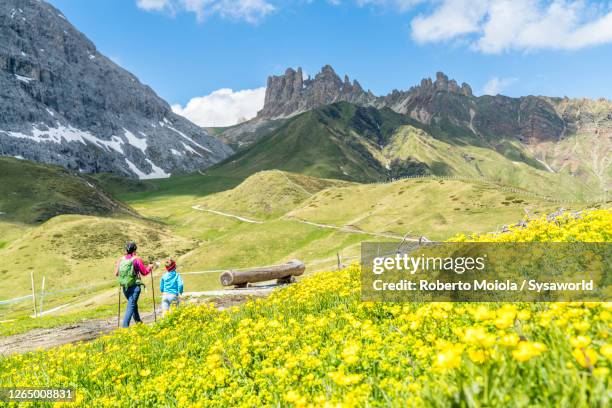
(160, 259, 184, 316)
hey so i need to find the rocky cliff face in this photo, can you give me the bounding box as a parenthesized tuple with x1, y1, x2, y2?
(0, 0, 232, 178)
(258, 65, 377, 119)
(253, 66, 608, 146)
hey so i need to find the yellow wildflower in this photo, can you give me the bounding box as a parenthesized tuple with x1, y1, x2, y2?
(512, 342, 547, 362)
(600, 344, 612, 360)
(434, 344, 464, 370)
(572, 348, 598, 369)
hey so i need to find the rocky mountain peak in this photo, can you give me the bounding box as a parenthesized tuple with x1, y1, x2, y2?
(319, 64, 337, 76)
(0, 0, 232, 178)
(411, 72, 472, 97)
(461, 82, 473, 97)
(256, 66, 479, 123)
(353, 79, 364, 92)
(434, 72, 449, 90)
(258, 65, 377, 119)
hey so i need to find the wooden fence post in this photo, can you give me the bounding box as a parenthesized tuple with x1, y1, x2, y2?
(39, 276, 46, 315)
(30, 271, 37, 318)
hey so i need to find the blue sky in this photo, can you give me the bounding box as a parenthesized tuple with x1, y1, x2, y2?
(47, 0, 612, 126)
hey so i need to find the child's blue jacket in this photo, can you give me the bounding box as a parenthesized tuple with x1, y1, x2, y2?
(160, 270, 184, 295)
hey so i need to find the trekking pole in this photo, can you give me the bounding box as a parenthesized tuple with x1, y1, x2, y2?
(117, 286, 121, 327)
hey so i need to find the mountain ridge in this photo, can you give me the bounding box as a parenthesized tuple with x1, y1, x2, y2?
(221, 65, 610, 151)
(210, 100, 607, 201)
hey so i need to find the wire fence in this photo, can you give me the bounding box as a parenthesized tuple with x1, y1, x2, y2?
(0, 253, 364, 310)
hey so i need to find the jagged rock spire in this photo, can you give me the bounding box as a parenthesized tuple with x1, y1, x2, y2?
(257, 66, 477, 121)
(258, 65, 377, 119)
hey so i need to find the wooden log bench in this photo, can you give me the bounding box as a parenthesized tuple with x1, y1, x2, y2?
(220, 260, 305, 288)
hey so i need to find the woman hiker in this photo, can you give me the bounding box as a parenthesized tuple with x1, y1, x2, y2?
(115, 241, 154, 328)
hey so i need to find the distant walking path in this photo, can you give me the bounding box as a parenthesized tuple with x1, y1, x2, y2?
(190, 204, 408, 239)
(284, 217, 408, 240)
(191, 205, 264, 224)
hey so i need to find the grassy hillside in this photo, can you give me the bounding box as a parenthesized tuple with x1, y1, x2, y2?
(0, 211, 197, 334)
(287, 177, 563, 240)
(0, 167, 588, 331)
(0, 160, 586, 328)
(197, 170, 351, 219)
(1, 210, 608, 406)
(0, 157, 133, 224)
(382, 126, 600, 201)
(0, 215, 196, 302)
(207, 102, 409, 182)
(530, 132, 611, 200)
(143, 172, 566, 276)
(86, 173, 153, 197)
(0, 158, 146, 307)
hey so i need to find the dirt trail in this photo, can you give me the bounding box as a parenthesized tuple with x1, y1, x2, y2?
(0, 294, 259, 355)
(189, 205, 411, 239)
(283, 216, 409, 239)
(191, 205, 263, 223)
(0, 313, 155, 355)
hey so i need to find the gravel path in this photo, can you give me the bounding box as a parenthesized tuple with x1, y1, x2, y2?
(191, 205, 263, 223)
(0, 294, 261, 355)
(0, 313, 155, 355)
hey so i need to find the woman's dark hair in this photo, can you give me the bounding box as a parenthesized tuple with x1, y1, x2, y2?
(125, 241, 137, 254)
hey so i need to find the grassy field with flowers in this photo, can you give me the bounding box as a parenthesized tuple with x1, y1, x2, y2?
(0, 209, 610, 407)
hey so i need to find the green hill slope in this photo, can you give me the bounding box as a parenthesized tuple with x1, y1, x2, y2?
(174, 174, 563, 274)
(0, 158, 198, 322)
(0, 215, 196, 304)
(382, 126, 599, 201)
(0, 158, 133, 224)
(287, 177, 562, 240)
(197, 170, 351, 219)
(529, 132, 611, 198)
(0, 169, 578, 328)
(208, 102, 410, 182)
(115, 170, 566, 278)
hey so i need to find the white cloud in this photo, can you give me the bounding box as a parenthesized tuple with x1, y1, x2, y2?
(136, 0, 275, 23)
(482, 76, 517, 95)
(356, 0, 424, 12)
(411, 0, 488, 43)
(411, 0, 612, 53)
(172, 87, 266, 127)
(136, 0, 170, 11)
